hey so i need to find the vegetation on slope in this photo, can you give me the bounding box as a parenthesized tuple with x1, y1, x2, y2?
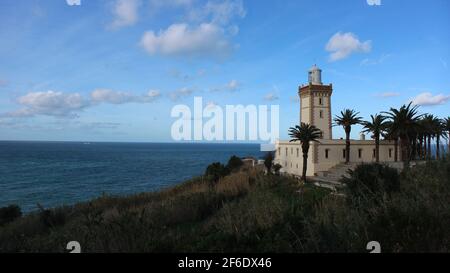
(0, 157, 449, 253)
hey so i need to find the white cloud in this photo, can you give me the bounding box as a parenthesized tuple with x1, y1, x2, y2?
(66, 0, 81, 6)
(140, 23, 233, 58)
(110, 0, 141, 29)
(326, 32, 372, 62)
(410, 92, 450, 106)
(375, 92, 400, 98)
(210, 79, 241, 92)
(91, 89, 161, 104)
(367, 0, 381, 6)
(264, 93, 279, 101)
(1, 89, 161, 118)
(169, 87, 195, 101)
(226, 79, 240, 91)
(140, 0, 245, 59)
(16, 91, 90, 117)
(188, 0, 246, 25)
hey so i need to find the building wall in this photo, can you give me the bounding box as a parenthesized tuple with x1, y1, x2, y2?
(275, 141, 315, 177)
(311, 93, 332, 140)
(300, 95, 310, 124)
(275, 139, 397, 176)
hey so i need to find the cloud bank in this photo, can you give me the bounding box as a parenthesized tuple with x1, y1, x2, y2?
(326, 32, 372, 61)
(410, 92, 450, 106)
(1, 89, 161, 118)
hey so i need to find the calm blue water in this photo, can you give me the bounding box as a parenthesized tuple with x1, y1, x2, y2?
(0, 142, 264, 213)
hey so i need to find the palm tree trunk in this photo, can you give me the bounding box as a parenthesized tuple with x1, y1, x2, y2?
(375, 135, 380, 163)
(428, 135, 432, 160)
(401, 135, 410, 169)
(418, 137, 423, 159)
(345, 128, 351, 164)
(394, 138, 398, 162)
(302, 152, 308, 183)
(436, 135, 440, 159)
(423, 135, 427, 159)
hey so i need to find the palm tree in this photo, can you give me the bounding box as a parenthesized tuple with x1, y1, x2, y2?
(432, 118, 446, 159)
(445, 117, 450, 155)
(422, 114, 436, 159)
(417, 117, 428, 159)
(288, 123, 322, 183)
(362, 114, 387, 162)
(383, 102, 421, 169)
(334, 109, 363, 164)
(383, 123, 399, 162)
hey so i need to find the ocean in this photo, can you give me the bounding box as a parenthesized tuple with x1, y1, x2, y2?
(0, 142, 265, 213)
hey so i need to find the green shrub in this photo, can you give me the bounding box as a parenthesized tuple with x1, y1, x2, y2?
(205, 162, 229, 182)
(341, 163, 400, 207)
(0, 205, 22, 226)
(226, 155, 243, 172)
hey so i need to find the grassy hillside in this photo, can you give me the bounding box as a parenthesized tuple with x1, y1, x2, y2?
(0, 158, 449, 253)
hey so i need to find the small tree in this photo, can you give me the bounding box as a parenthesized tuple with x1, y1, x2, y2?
(205, 162, 229, 182)
(263, 152, 274, 175)
(226, 155, 243, 172)
(273, 163, 282, 176)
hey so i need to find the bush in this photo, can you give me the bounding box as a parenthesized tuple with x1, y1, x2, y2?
(341, 163, 400, 207)
(37, 204, 67, 229)
(0, 205, 22, 226)
(226, 155, 243, 172)
(205, 162, 229, 182)
(263, 152, 274, 174)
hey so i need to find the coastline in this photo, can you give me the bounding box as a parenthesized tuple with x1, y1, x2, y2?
(1, 157, 449, 253)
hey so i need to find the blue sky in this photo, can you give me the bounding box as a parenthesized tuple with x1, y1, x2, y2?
(0, 0, 449, 142)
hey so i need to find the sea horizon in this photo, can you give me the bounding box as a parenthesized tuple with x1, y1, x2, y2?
(0, 142, 266, 213)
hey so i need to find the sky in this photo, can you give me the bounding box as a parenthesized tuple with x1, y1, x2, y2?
(0, 0, 449, 142)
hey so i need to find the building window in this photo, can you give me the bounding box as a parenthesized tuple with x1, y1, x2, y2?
(325, 149, 329, 159)
(358, 149, 362, 158)
(296, 164, 298, 169)
(291, 148, 293, 155)
(285, 148, 288, 156)
(319, 110, 323, 118)
(278, 147, 281, 156)
(389, 149, 392, 158)
(296, 148, 299, 157)
(319, 97, 323, 105)
(290, 163, 292, 168)
(342, 149, 346, 159)
(373, 149, 376, 158)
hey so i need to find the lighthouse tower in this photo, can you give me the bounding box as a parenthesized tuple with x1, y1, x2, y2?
(298, 65, 333, 139)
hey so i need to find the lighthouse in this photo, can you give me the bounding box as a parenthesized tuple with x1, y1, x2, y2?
(298, 65, 333, 140)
